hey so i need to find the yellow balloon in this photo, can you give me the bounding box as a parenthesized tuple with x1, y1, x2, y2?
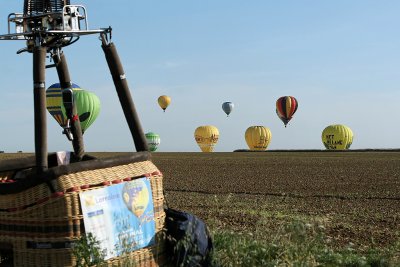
(245, 126, 272, 150)
(122, 179, 150, 218)
(194, 125, 219, 152)
(158, 95, 171, 112)
(131, 187, 150, 217)
(322, 124, 353, 150)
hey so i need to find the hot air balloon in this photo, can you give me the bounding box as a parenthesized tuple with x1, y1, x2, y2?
(46, 83, 81, 127)
(245, 126, 272, 151)
(66, 90, 101, 133)
(158, 95, 171, 112)
(276, 96, 298, 127)
(321, 124, 353, 150)
(46, 83, 101, 133)
(122, 179, 150, 218)
(194, 125, 219, 152)
(222, 102, 234, 117)
(145, 132, 161, 152)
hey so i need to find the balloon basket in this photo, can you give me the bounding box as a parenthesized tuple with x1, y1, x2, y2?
(0, 152, 167, 267)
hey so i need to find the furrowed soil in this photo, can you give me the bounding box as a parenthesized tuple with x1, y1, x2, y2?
(150, 152, 400, 251)
(1, 151, 399, 251)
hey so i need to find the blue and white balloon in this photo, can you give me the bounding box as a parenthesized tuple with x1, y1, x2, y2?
(222, 102, 234, 117)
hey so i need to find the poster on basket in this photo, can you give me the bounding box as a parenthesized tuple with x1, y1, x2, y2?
(79, 177, 156, 260)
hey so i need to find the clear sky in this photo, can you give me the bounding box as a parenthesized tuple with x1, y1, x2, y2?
(0, 1, 399, 152)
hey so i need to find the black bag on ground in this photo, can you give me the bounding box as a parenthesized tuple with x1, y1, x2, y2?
(165, 208, 213, 267)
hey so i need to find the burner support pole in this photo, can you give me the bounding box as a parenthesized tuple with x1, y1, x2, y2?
(33, 46, 48, 173)
(101, 41, 148, 152)
(53, 51, 85, 160)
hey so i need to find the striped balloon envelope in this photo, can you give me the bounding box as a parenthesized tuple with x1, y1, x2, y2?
(145, 132, 161, 152)
(46, 83, 82, 127)
(46, 83, 101, 133)
(276, 96, 298, 127)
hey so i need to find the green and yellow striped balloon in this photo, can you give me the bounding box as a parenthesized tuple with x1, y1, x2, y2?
(46, 83, 100, 133)
(46, 83, 82, 127)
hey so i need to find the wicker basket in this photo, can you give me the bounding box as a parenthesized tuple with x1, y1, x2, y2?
(0, 152, 167, 267)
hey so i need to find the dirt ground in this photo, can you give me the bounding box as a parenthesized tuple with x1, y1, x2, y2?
(151, 151, 400, 250)
(1, 151, 399, 250)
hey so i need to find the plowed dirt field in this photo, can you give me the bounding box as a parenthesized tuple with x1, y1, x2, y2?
(1, 151, 399, 250)
(151, 151, 400, 250)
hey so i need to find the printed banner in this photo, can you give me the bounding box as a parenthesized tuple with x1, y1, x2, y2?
(79, 177, 156, 260)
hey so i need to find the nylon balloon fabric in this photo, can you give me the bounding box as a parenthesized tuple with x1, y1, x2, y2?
(276, 96, 298, 127)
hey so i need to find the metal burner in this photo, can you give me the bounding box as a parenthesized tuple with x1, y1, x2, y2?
(1, 0, 106, 50)
(24, 0, 70, 15)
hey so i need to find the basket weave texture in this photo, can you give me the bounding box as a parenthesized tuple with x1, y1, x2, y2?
(0, 159, 167, 267)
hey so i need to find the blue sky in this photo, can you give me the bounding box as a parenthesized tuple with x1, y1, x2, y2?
(0, 1, 399, 152)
